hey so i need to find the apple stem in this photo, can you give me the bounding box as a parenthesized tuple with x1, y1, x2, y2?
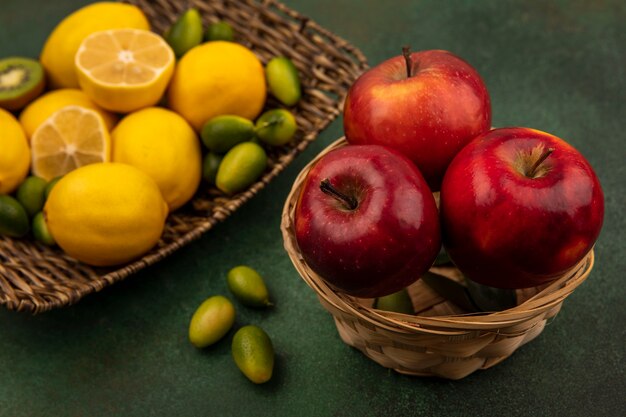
(527, 147, 555, 177)
(402, 45, 412, 78)
(320, 179, 358, 210)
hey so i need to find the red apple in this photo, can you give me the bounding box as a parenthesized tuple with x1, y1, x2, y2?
(440, 127, 604, 289)
(343, 49, 491, 191)
(294, 144, 441, 298)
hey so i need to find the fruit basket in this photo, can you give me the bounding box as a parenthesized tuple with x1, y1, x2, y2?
(281, 137, 595, 380)
(0, 0, 368, 314)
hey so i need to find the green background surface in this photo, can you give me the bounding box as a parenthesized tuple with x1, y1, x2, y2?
(1, 1, 624, 416)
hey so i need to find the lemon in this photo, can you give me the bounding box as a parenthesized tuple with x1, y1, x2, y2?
(19, 89, 118, 139)
(111, 107, 201, 211)
(0, 108, 30, 194)
(168, 41, 266, 131)
(75, 29, 175, 113)
(40, 2, 150, 88)
(31, 106, 111, 181)
(44, 163, 168, 266)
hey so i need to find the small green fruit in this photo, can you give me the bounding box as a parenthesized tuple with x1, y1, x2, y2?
(43, 176, 63, 200)
(433, 246, 451, 266)
(205, 21, 234, 42)
(0, 195, 30, 238)
(165, 8, 204, 58)
(232, 325, 274, 384)
(188, 295, 236, 348)
(265, 57, 301, 106)
(255, 109, 297, 146)
(227, 265, 271, 307)
(216, 142, 267, 194)
(374, 289, 413, 314)
(202, 153, 223, 185)
(16, 176, 47, 217)
(32, 212, 55, 246)
(201, 115, 255, 153)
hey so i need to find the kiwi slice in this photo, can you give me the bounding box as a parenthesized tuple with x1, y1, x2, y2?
(0, 57, 45, 111)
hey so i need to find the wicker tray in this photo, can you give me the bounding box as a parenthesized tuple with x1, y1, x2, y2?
(281, 138, 594, 380)
(0, 0, 368, 314)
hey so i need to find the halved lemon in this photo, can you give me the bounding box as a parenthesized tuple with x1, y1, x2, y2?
(31, 106, 111, 181)
(75, 29, 175, 113)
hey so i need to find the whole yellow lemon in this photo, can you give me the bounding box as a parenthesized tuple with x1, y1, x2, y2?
(44, 163, 168, 266)
(112, 107, 202, 211)
(40, 2, 150, 89)
(0, 109, 30, 194)
(19, 89, 118, 139)
(167, 41, 267, 131)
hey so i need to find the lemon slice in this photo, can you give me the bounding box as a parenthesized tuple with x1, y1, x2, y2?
(31, 106, 111, 181)
(75, 29, 175, 113)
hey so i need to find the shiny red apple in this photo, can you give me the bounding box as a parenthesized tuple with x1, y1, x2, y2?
(343, 48, 491, 191)
(440, 127, 604, 289)
(294, 144, 441, 297)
